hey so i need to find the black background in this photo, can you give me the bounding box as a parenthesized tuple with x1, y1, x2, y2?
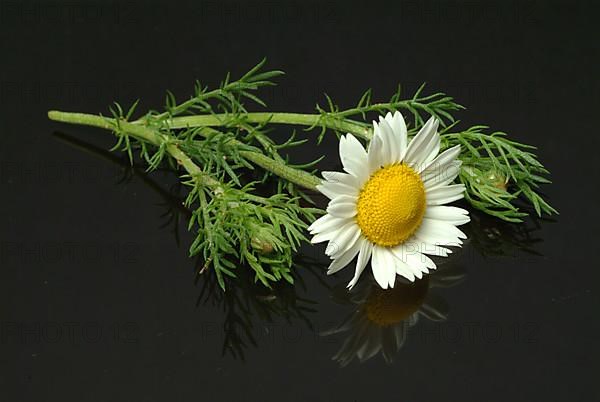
(1, 1, 599, 401)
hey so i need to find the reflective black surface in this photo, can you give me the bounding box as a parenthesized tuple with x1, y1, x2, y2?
(2, 1, 598, 400)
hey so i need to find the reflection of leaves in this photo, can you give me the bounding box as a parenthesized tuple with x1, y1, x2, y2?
(154, 181, 188, 247)
(53, 131, 190, 248)
(195, 255, 324, 360)
(54, 131, 325, 361)
(463, 206, 546, 257)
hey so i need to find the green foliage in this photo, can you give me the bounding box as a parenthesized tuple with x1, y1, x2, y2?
(154, 58, 284, 120)
(312, 83, 464, 142)
(184, 179, 320, 289)
(49, 59, 556, 290)
(442, 126, 556, 222)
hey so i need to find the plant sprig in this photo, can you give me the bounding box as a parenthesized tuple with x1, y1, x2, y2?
(48, 59, 556, 289)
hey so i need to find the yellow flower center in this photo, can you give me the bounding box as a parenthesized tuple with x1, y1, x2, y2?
(365, 278, 429, 327)
(356, 164, 426, 247)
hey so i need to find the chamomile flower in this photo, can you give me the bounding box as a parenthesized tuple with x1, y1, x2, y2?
(309, 111, 470, 289)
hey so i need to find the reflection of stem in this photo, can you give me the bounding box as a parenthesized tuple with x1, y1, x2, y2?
(54, 132, 191, 247)
(53, 131, 191, 218)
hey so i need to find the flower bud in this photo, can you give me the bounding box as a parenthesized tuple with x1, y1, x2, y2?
(250, 225, 275, 254)
(485, 170, 508, 191)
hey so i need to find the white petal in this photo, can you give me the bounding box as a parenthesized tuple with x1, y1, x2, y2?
(329, 194, 357, 204)
(391, 252, 416, 282)
(326, 198, 357, 218)
(371, 246, 388, 289)
(384, 251, 399, 288)
(391, 244, 436, 275)
(307, 213, 329, 232)
(347, 239, 372, 289)
(413, 229, 462, 249)
(308, 213, 336, 233)
(367, 129, 384, 173)
(426, 184, 466, 205)
(321, 171, 359, 188)
(338, 135, 347, 159)
(345, 136, 370, 185)
(404, 116, 439, 169)
(420, 144, 461, 173)
(340, 134, 367, 162)
(309, 216, 352, 238)
(424, 206, 470, 226)
(316, 181, 357, 199)
(339, 134, 369, 183)
(414, 239, 456, 257)
(422, 218, 467, 239)
(341, 157, 364, 181)
(326, 236, 363, 275)
(326, 224, 361, 258)
(423, 161, 461, 189)
(385, 111, 408, 159)
(310, 219, 349, 243)
(420, 130, 440, 167)
(414, 218, 466, 248)
(410, 239, 454, 256)
(372, 121, 385, 163)
(371, 246, 396, 289)
(311, 227, 341, 244)
(376, 117, 397, 165)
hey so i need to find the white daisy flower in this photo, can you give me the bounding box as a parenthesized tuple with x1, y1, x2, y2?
(309, 111, 470, 289)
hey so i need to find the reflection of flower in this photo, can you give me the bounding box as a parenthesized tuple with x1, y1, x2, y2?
(324, 263, 465, 366)
(309, 111, 469, 289)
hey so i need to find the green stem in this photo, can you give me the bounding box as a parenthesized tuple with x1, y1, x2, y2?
(194, 127, 320, 190)
(47, 110, 321, 191)
(48, 110, 218, 185)
(149, 112, 372, 140)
